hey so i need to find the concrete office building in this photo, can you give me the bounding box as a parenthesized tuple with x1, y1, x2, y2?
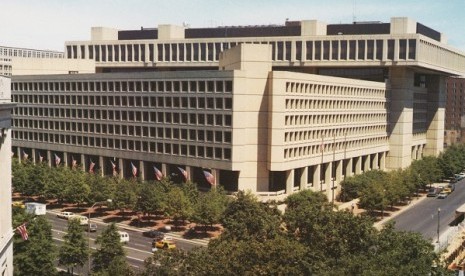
(11, 17, 465, 200)
(0, 75, 14, 275)
(445, 77, 465, 146)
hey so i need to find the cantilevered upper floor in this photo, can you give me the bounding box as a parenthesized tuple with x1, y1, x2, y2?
(64, 17, 465, 76)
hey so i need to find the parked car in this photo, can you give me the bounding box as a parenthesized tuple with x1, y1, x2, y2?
(12, 201, 25, 209)
(437, 192, 448, 199)
(427, 188, 440, 197)
(57, 211, 75, 219)
(143, 230, 165, 240)
(448, 183, 456, 192)
(443, 187, 453, 194)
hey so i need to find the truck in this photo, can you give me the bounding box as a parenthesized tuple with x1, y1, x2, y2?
(25, 202, 46, 216)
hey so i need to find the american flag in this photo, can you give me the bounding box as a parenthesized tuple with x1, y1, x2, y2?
(22, 151, 28, 160)
(54, 154, 61, 166)
(131, 162, 138, 177)
(154, 166, 163, 181)
(111, 160, 117, 175)
(89, 160, 95, 173)
(71, 157, 77, 168)
(16, 223, 28, 241)
(203, 170, 216, 186)
(39, 153, 43, 163)
(178, 167, 188, 181)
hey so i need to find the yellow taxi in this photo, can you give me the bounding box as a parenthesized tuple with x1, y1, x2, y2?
(12, 201, 25, 208)
(152, 238, 176, 250)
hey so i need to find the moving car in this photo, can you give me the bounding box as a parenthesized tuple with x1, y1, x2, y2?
(87, 223, 98, 232)
(69, 215, 89, 226)
(118, 231, 130, 243)
(143, 230, 165, 240)
(57, 211, 75, 219)
(152, 238, 176, 250)
(437, 192, 448, 199)
(12, 201, 25, 208)
(443, 187, 453, 194)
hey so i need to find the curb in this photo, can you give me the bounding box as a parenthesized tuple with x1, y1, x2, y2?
(48, 209, 209, 246)
(374, 194, 428, 229)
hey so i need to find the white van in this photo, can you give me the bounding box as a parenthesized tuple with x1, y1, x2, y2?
(118, 231, 129, 243)
(25, 202, 46, 216)
(69, 215, 88, 226)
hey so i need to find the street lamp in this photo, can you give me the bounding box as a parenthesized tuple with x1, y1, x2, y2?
(437, 208, 441, 244)
(88, 199, 112, 273)
(331, 177, 336, 205)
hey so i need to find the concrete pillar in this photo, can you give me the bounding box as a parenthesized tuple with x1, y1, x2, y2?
(63, 152, 68, 168)
(99, 156, 104, 176)
(324, 162, 332, 194)
(186, 166, 193, 181)
(80, 154, 86, 172)
(345, 158, 353, 177)
(373, 153, 379, 169)
(387, 67, 414, 169)
(363, 155, 370, 172)
(313, 164, 321, 191)
(139, 160, 145, 181)
(355, 156, 362, 174)
(424, 75, 445, 156)
(380, 152, 386, 170)
(118, 159, 124, 178)
(32, 148, 36, 164)
(300, 166, 308, 191)
(47, 150, 52, 167)
(286, 169, 294, 195)
(212, 168, 219, 187)
(336, 160, 343, 182)
(16, 147, 21, 164)
(161, 163, 168, 178)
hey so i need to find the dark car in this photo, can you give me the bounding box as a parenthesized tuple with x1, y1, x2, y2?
(427, 188, 440, 197)
(86, 223, 98, 232)
(143, 230, 165, 240)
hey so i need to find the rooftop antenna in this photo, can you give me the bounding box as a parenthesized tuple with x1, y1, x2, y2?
(352, 0, 357, 23)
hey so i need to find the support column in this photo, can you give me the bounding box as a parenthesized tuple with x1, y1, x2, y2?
(161, 163, 168, 178)
(387, 67, 414, 169)
(325, 162, 332, 197)
(424, 75, 445, 156)
(300, 167, 308, 191)
(63, 152, 68, 168)
(118, 159, 124, 179)
(32, 148, 36, 164)
(47, 150, 52, 167)
(212, 169, 219, 188)
(139, 160, 145, 181)
(336, 160, 343, 182)
(186, 166, 193, 182)
(99, 156, 104, 176)
(313, 164, 321, 191)
(81, 154, 86, 172)
(345, 158, 353, 177)
(373, 153, 379, 170)
(355, 156, 362, 174)
(286, 169, 294, 195)
(363, 155, 370, 172)
(380, 152, 386, 170)
(16, 147, 21, 163)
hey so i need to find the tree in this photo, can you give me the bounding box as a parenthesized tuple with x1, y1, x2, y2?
(14, 216, 57, 276)
(62, 168, 90, 206)
(88, 174, 117, 204)
(135, 182, 165, 217)
(59, 219, 89, 274)
(92, 223, 128, 274)
(192, 187, 229, 231)
(164, 186, 194, 223)
(113, 179, 138, 216)
(220, 190, 282, 241)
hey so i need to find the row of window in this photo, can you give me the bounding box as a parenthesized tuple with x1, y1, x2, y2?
(13, 131, 232, 160)
(14, 108, 232, 127)
(285, 98, 387, 110)
(67, 38, 418, 63)
(284, 125, 388, 143)
(285, 82, 386, 97)
(284, 137, 389, 160)
(285, 113, 387, 126)
(12, 80, 233, 94)
(1, 46, 64, 58)
(14, 94, 233, 110)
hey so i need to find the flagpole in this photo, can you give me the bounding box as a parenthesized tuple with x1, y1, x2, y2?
(320, 134, 324, 191)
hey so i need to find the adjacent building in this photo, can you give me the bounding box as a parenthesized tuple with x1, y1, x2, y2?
(445, 77, 465, 147)
(10, 17, 465, 200)
(0, 74, 14, 275)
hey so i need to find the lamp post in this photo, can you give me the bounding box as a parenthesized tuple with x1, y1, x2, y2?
(331, 177, 336, 205)
(88, 199, 112, 273)
(437, 208, 441, 244)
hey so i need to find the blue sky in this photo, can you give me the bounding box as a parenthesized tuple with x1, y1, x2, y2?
(1, 0, 464, 52)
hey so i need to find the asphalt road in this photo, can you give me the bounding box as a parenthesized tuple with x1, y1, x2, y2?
(46, 212, 205, 274)
(391, 179, 465, 241)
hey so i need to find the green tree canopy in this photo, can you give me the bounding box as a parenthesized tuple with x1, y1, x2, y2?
(92, 223, 128, 274)
(59, 219, 89, 274)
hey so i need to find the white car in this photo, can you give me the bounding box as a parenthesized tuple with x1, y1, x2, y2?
(57, 211, 75, 219)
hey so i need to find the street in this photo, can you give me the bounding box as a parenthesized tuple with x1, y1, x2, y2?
(46, 212, 206, 274)
(391, 179, 465, 242)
